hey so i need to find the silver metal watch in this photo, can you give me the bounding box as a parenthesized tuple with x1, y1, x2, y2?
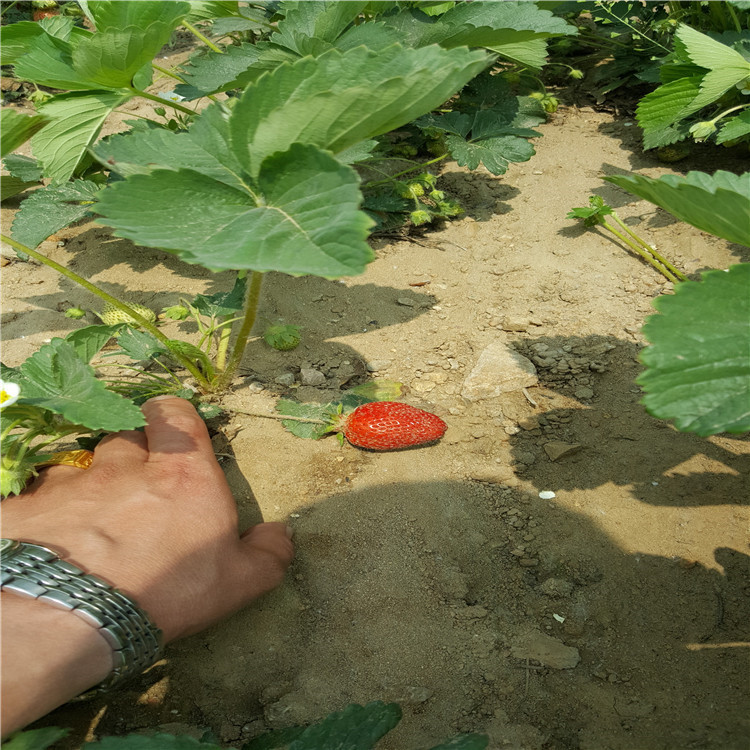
(0, 538, 163, 694)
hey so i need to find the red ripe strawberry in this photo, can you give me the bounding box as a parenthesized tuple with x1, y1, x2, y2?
(337, 401, 446, 451)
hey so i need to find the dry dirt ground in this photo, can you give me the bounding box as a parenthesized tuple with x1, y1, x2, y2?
(2, 84, 749, 749)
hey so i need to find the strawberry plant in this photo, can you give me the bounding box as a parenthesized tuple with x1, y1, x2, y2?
(1, 1, 577, 495)
(636, 23, 750, 150)
(567, 195, 688, 282)
(597, 167, 750, 436)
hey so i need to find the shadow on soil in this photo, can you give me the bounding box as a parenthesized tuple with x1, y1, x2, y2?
(509, 333, 750, 508)
(31, 477, 749, 749)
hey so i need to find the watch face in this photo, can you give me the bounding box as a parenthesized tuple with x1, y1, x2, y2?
(0, 539, 19, 556)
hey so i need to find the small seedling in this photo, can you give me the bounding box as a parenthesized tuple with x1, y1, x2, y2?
(567, 196, 687, 282)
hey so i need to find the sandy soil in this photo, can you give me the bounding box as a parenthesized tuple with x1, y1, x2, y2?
(2, 80, 749, 749)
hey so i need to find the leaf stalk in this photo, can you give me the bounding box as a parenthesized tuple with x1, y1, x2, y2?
(212, 271, 264, 392)
(182, 20, 223, 53)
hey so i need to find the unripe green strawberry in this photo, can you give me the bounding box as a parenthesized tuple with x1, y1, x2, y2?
(656, 143, 690, 163)
(437, 199, 462, 218)
(416, 172, 437, 188)
(64, 306, 86, 320)
(98, 302, 157, 327)
(264, 324, 301, 351)
(396, 181, 424, 199)
(162, 304, 191, 321)
(529, 91, 559, 113)
(410, 209, 432, 226)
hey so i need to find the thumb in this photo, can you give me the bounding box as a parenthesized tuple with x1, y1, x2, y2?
(235, 522, 295, 601)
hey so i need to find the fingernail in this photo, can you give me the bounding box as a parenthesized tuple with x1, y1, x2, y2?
(285, 525, 294, 539)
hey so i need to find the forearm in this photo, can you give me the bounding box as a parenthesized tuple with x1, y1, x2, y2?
(1, 593, 113, 737)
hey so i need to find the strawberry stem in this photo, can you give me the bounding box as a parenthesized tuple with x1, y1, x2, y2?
(0, 234, 211, 389)
(234, 409, 329, 425)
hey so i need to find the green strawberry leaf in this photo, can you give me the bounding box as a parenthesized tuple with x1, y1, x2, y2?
(673, 24, 750, 111)
(289, 701, 402, 750)
(417, 96, 543, 175)
(243, 724, 307, 750)
(0, 176, 40, 202)
(11, 179, 100, 249)
(12, 32, 99, 90)
(638, 264, 750, 436)
(229, 44, 490, 179)
(65, 324, 123, 363)
(2, 154, 43, 182)
(190, 274, 247, 318)
(184, 1, 241, 22)
(1, 727, 70, 750)
(15, 339, 146, 431)
(174, 42, 293, 100)
(446, 134, 535, 175)
(604, 170, 750, 247)
(95, 143, 375, 277)
(0, 20, 49, 66)
(1, 109, 48, 159)
(716, 110, 750, 144)
(347, 380, 403, 401)
(32, 92, 128, 183)
(114, 328, 168, 361)
(272, 1, 368, 50)
(83, 733, 222, 749)
(71, 0, 191, 90)
(636, 76, 703, 144)
(93, 104, 248, 192)
(336, 139, 379, 165)
(276, 399, 332, 440)
(381, 2, 573, 68)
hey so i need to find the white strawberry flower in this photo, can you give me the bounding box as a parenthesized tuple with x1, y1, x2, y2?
(0, 380, 20, 409)
(159, 91, 186, 103)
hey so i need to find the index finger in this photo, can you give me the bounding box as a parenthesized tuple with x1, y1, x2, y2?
(141, 396, 214, 459)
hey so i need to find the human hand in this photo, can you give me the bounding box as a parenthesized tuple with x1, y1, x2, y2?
(0, 395, 294, 643)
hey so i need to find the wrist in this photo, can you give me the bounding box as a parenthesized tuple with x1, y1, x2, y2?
(1, 593, 113, 737)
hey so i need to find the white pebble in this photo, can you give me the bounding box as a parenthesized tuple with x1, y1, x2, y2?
(539, 490, 556, 500)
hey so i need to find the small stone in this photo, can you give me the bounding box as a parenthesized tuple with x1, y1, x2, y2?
(543, 441, 582, 462)
(397, 297, 416, 307)
(300, 368, 326, 386)
(501, 317, 529, 332)
(519, 558, 539, 567)
(461, 342, 538, 401)
(399, 686, 433, 704)
(574, 386, 594, 399)
(274, 372, 296, 386)
(538, 578, 574, 597)
(366, 359, 392, 372)
(470, 466, 515, 484)
(408, 277, 431, 287)
(510, 631, 580, 669)
(246, 381, 264, 393)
